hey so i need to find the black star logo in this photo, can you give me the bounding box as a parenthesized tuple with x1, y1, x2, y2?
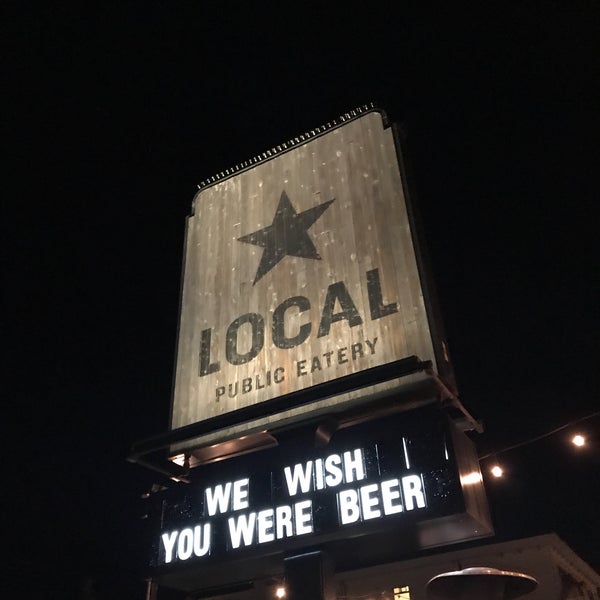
(237, 191, 335, 285)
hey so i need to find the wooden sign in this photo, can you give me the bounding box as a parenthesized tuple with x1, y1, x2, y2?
(170, 109, 447, 446)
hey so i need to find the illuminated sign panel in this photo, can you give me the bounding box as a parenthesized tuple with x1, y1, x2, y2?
(161, 450, 425, 564)
(148, 409, 492, 588)
(171, 110, 447, 440)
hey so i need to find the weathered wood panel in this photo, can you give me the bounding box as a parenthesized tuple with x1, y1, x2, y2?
(171, 111, 438, 439)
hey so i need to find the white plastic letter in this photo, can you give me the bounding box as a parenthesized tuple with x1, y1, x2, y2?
(276, 505, 293, 539)
(177, 528, 194, 561)
(360, 483, 381, 520)
(232, 478, 250, 510)
(338, 489, 360, 524)
(161, 531, 178, 564)
(205, 482, 232, 516)
(381, 479, 403, 515)
(324, 454, 343, 487)
(343, 449, 366, 483)
(284, 462, 313, 496)
(294, 499, 313, 535)
(314, 458, 325, 490)
(193, 523, 211, 557)
(402, 475, 426, 510)
(228, 513, 257, 549)
(257, 509, 275, 543)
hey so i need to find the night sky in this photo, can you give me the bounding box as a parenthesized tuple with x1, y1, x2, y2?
(6, 4, 599, 598)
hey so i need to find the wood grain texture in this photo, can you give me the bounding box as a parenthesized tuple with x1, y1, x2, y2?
(171, 112, 437, 437)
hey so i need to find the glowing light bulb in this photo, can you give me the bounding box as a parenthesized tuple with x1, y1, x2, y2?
(275, 587, 286, 598)
(572, 434, 585, 447)
(491, 465, 503, 478)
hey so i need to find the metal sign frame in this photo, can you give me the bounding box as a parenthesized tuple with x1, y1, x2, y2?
(144, 407, 491, 593)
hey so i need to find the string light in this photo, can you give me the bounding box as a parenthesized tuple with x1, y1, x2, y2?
(479, 410, 598, 461)
(490, 465, 504, 478)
